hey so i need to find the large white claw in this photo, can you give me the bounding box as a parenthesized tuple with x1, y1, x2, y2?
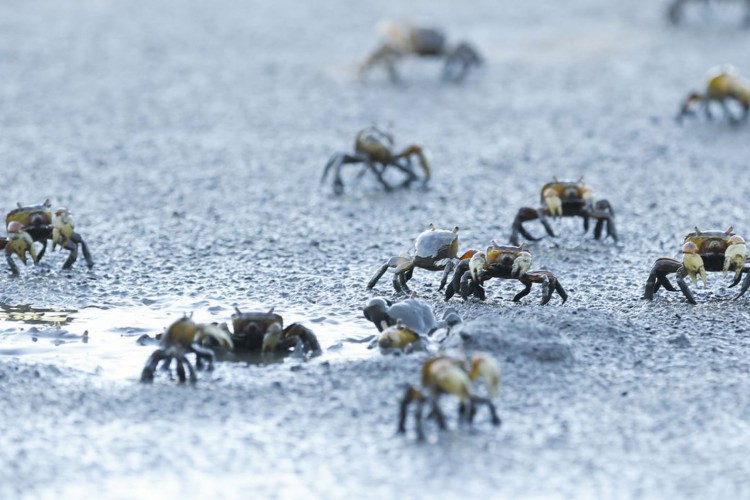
(543, 188, 563, 219)
(198, 324, 234, 350)
(469, 252, 487, 281)
(511, 251, 532, 278)
(724, 235, 747, 281)
(682, 242, 707, 286)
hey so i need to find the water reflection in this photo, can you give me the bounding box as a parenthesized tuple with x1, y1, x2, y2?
(0, 303, 77, 326)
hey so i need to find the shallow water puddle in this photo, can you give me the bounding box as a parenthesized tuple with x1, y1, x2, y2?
(0, 299, 374, 380)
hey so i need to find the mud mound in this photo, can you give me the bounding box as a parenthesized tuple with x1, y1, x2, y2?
(448, 314, 574, 364)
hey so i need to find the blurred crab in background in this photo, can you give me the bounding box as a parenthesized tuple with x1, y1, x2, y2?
(677, 66, 750, 124)
(398, 352, 501, 440)
(322, 126, 430, 194)
(644, 227, 750, 304)
(444, 241, 568, 305)
(668, 0, 750, 26)
(141, 317, 234, 384)
(359, 21, 483, 83)
(510, 178, 617, 245)
(367, 224, 476, 294)
(231, 308, 322, 357)
(0, 200, 93, 274)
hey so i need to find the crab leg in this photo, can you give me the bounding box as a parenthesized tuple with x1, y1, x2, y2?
(673, 266, 697, 305)
(587, 200, 617, 241)
(438, 258, 457, 291)
(140, 349, 169, 383)
(284, 324, 323, 356)
(442, 42, 482, 83)
(444, 259, 469, 300)
(393, 260, 415, 294)
(191, 343, 216, 371)
(6, 252, 20, 276)
(359, 44, 402, 82)
(518, 271, 568, 305)
(395, 145, 430, 185)
(510, 207, 555, 246)
(644, 258, 681, 300)
(468, 395, 501, 426)
(368, 256, 408, 290)
(321, 153, 367, 194)
(733, 265, 750, 299)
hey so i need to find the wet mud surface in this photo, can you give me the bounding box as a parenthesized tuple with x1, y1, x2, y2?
(2, 0, 750, 497)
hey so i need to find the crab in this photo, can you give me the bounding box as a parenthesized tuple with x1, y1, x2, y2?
(0, 200, 93, 273)
(444, 241, 568, 305)
(3, 222, 38, 275)
(322, 126, 430, 194)
(359, 21, 482, 83)
(371, 320, 427, 353)
(398, 353, 501, 440)
(677, 66, 750, 124)
(140, 317, 234, 384)
(668, 0, 750, 26)
(363, 296, 441, 335)
(510, 178, 617, 246)
(644, 227, 750, 304)
(230, 307, 322, 357)
(367, 224, 476, 295)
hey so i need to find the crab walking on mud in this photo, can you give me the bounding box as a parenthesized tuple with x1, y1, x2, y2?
(510, 178, 616, 245)
(399, 353, 501, 440)
(367, 224, 476, 295)
(358, 21, 483, 83)
(322, 126, 430, 194)
(510, 177, 617, 245)
(677, 66, 750, 124)
(444, 241, 568, 305)
(643, 227, 750, 304)
(141, 317, 234, 384)
(0, 200, 93, 274)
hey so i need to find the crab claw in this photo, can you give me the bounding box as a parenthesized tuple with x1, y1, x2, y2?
(511, 251, 532, 279)
(682, 242, 707, 286)
(261, 323, 284, 353)
(468, 353, 501, 399)
(469, 252, 487, 281)
(543, 188, 562, 219)
(724, 235, 747, 282)
(196, 323, 234, 350)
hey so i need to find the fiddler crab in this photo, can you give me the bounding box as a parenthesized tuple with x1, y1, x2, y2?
(0, 200, 93, 275)
(510, 177, 617, 246)
(644, 227, 750, 304)
(363, 296, 462, 354)
(322, 126, 430, 194)
(668, 0, 750, 26)
(399, 352, 501, 440)
(141, 317, 234, 384)
(230, 308, 322, 357)
(368, 224, 476, 295)
(677, 66, 750, 124)
(444, 241, 568, 305)
(359, 21, 483, 83)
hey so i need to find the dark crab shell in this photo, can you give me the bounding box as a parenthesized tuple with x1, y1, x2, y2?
(231, 310, 284, 351)
(539, 180, 586, 204)
(486, 243, 527, 269)
(683, 228, 736, 272)
(6, 201, 52, 228)
(355, 127, 394, 163)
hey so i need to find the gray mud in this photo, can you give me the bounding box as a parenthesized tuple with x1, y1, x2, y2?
(2, 0, 750, 498)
